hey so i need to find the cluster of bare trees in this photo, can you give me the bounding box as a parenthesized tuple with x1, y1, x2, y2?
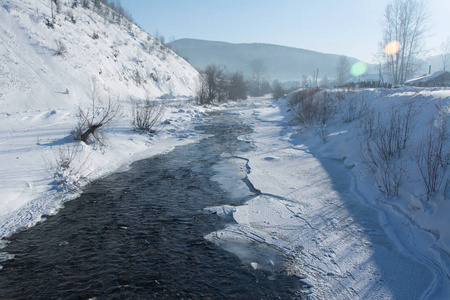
(196, 64, 247, 105)
(380, 0, 430, 84)
(195, 63, 286, 105)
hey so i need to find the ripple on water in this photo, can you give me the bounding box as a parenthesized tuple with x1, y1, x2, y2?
(0, 111, 306, 299)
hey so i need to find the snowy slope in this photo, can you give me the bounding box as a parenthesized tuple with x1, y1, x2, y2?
(0, 0, 198, 111)
(206, 90, 450, 299)
(0, 0, 201, 240)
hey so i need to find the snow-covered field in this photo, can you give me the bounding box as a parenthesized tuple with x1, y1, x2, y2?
(208, 90, 450, 299)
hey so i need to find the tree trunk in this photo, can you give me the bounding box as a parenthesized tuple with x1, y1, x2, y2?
(80, 123, 103, 143)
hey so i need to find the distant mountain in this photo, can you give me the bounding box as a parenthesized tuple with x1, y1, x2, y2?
(169, 38, 372, 82)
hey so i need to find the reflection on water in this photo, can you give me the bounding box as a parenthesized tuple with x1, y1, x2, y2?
(0, 111, 305, 299)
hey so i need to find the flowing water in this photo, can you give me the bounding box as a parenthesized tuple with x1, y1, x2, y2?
(0, 111, 305, 299)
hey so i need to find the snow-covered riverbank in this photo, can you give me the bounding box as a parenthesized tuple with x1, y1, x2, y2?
(208, 93, 450, 299)
(0, 101, 207, 239)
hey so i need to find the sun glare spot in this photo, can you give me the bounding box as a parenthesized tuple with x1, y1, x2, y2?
(350, 62, 368, 77)
(384, 41, 401, 56)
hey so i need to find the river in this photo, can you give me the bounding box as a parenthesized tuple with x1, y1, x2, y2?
(0, 110, 305, 299)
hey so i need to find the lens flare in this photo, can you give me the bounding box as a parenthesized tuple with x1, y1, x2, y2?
(350, 62, 368, 77)
(384, 41, 401, 56)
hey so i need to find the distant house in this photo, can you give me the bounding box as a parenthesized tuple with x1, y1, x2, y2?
(405, 71, 450, 87)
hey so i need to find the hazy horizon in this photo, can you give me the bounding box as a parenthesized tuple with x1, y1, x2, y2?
(121, 0, 450, 63)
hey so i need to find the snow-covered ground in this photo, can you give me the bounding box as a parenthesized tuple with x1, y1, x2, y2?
(2, 1, 450, 298)
(0, 0, 201, 238)
(208, 90, 450, 299)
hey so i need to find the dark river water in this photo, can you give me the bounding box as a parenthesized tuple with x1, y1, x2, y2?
(0, 111, 305, 299)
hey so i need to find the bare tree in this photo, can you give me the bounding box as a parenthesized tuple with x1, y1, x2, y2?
(441, 37, 450, 71)
(74, 79, 121, 144)
(321, 75, 330, 88)
(271, 80, 285, 100)
(250, 59, 266, 83)
(249, 59, 266, 96)
(228, 72, 247, 101)
(195, 74, 209, 105)
(204, 64, 228, 103)
(380, 0, 430, 84)
(335, 55, 350, 86)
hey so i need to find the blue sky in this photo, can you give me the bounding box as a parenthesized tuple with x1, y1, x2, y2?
(121, 0, 450, 63)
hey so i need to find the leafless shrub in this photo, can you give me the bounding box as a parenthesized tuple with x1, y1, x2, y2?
(316, 125, 329, 143)
(359, 103, 417, 197)
(131, 99, 166, 133)
(289, 87, 321, 107)
(290, 89, 337, 129)
(73, 79, 121, 145)
(55, 39, 67, 55)
(416, 119, 450, 200)
(360, 140, 404, 197)
(358, 108, 376, 140)
(44, 143, 92, 192)
(340, 92, 372, 123)
(65, 11, 76, 23)
(132, 70, 141, 86)
(316, 92, 337, 125)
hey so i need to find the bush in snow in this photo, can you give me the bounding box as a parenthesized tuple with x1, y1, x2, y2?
(339, 91, 372, 123)
(73, 79, 121, 145)
(44, 143, 91, 192)
(131, 99, 166, 133)
(55, 39, 67, 55)
(290, 88, 337, 129)
(416, 118, 450, 200)
(65, 11, 76, 24)
(271, 80, 286, 100)
(359, 103, 417, 197)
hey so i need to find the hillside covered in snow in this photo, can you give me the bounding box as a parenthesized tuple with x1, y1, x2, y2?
(0, 0, 202, 238)
(1, 0, 199, 111)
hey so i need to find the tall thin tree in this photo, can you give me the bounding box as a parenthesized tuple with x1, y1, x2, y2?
(336, 55, 350, 86)
(441, 37, 450, 71)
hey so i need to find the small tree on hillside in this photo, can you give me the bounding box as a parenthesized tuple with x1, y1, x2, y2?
(74, 79, 121, 144)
